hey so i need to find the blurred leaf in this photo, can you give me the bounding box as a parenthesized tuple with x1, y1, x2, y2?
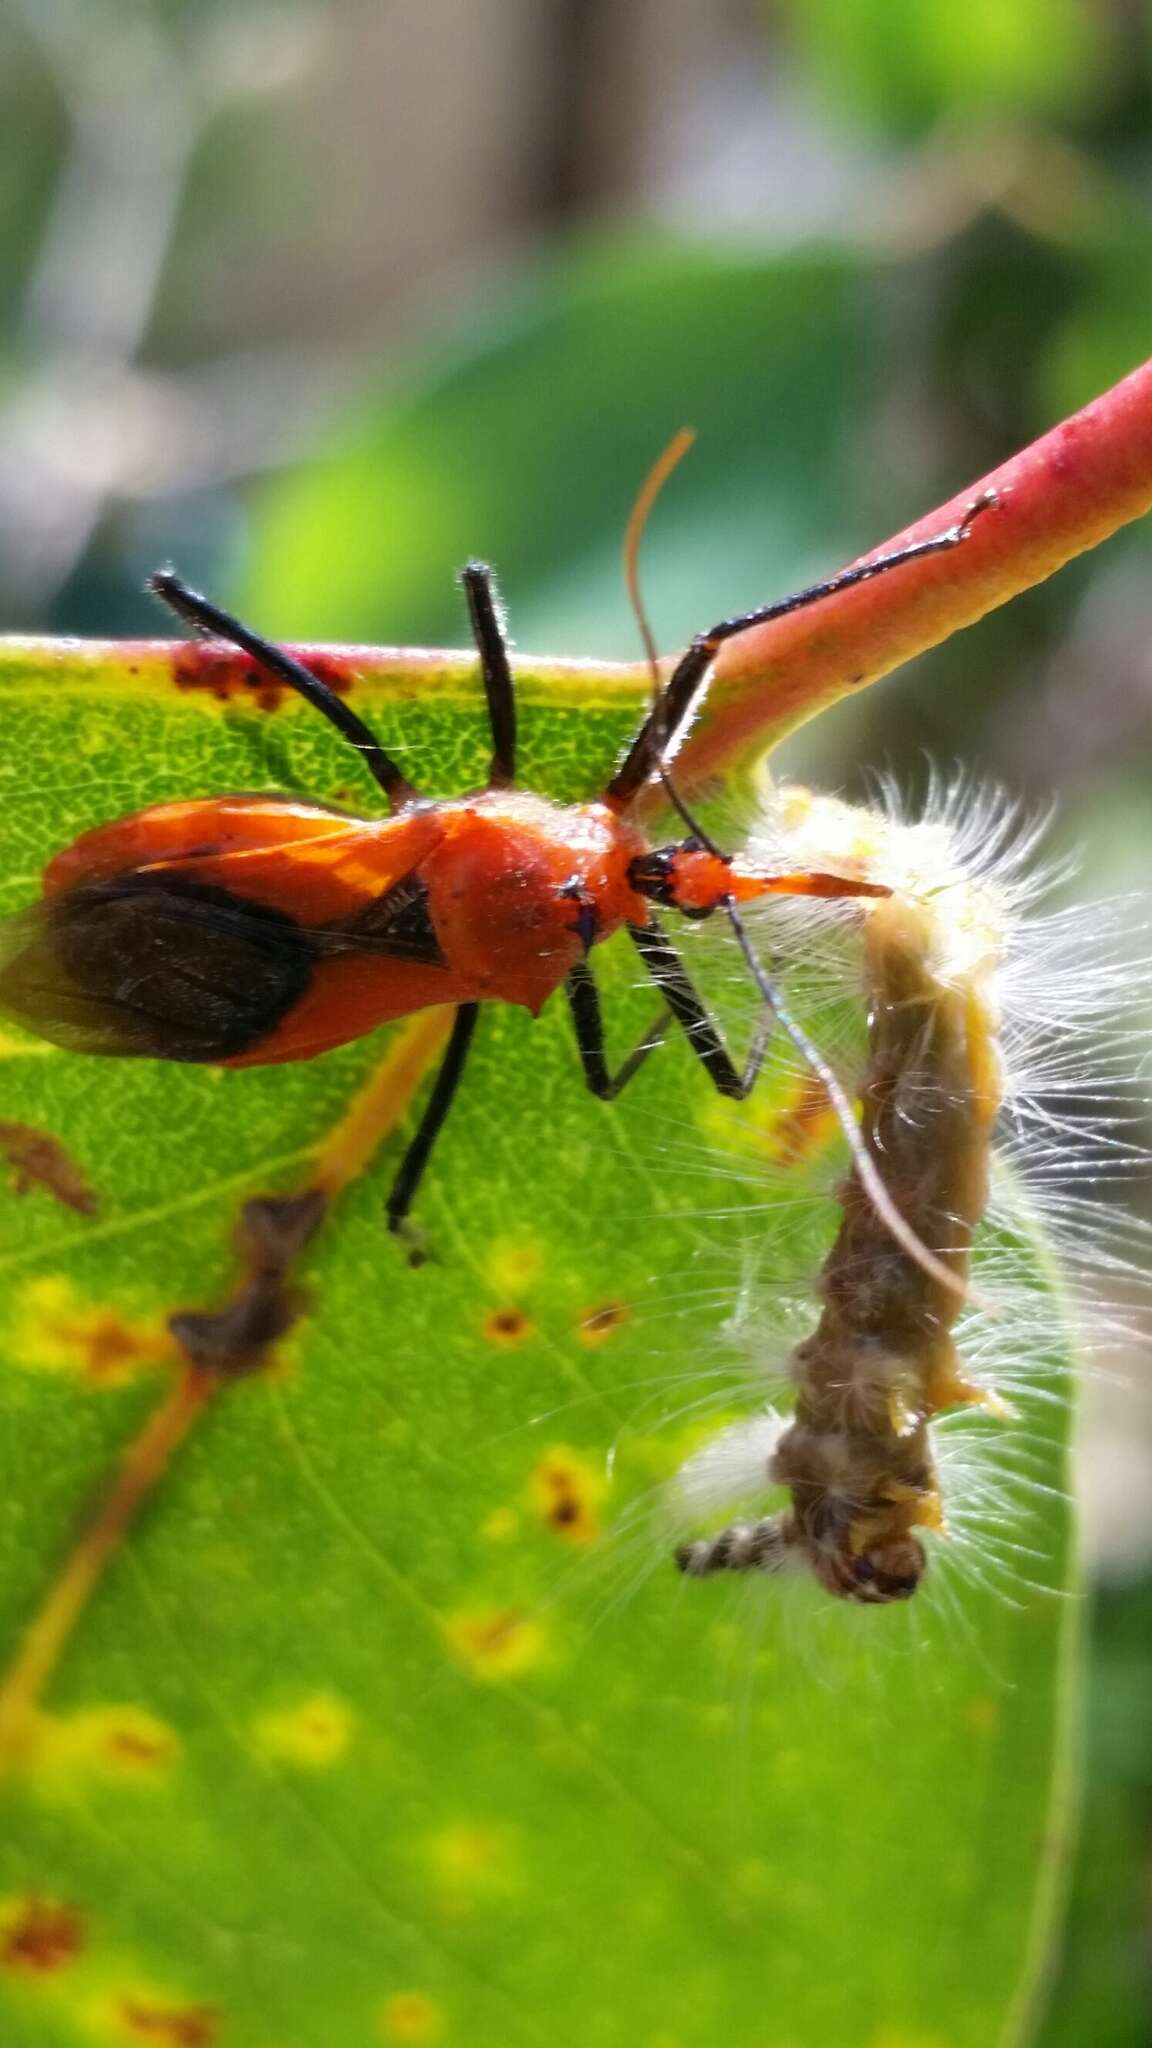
(243, 241, 873, 658)
(0, 638, 1079, 2046)
(1040, 223, 1152, 440)
(777, 0, 1106, 138)
(1037, 1581, 1152, 2047)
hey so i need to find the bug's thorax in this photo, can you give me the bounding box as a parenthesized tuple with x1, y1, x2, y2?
(419, 790, 651, 1013)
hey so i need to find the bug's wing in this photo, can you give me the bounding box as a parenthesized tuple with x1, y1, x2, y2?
(0, 874, 318, 1062)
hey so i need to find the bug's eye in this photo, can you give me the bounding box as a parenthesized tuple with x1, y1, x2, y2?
(626, 850, 676, 904)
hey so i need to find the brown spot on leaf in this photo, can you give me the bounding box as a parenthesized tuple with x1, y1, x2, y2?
(576, 1300, 631, 1345)
(116, 1993, 219, 2047)
(97, 1711, 180, 1776)
(483, 1307, 531, 1347)
(171, 640, 356, 714)
(0, 1895, 84, 1974)
(14, 1278, 177, 1387)
(27, 1705, 181, 1787)
(529, 1447, 605, 1545)
(0, 1122, 98, 1215)
(169, 1188, 326, 1378)
(444, 1607, 545, 1680)
(81, 1314, 166, 1384)
(254, 1693, 353, 1768)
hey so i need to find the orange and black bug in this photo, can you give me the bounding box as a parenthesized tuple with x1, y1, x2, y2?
(0, 491, 988, 1253)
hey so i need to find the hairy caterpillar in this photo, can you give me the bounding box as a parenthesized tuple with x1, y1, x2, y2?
(670, 779, 1149, 1606)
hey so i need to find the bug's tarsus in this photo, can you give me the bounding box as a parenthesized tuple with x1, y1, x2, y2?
(461, 561, 517, 789)
(606, 488, 1000, 810)
(147, 570, 419, 813)
(385, 1001, 480, 1256)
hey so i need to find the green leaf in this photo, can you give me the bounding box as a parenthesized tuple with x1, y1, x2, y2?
(0, 628, 1079, 2048)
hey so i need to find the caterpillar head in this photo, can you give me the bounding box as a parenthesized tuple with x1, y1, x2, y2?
(813, 1530, 928, 1604)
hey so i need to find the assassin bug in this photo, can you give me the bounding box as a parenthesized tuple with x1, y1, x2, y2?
(0, 458, 990, 1259)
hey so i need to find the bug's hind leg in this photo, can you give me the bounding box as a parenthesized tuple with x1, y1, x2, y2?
(386, 1002, 481, 1263)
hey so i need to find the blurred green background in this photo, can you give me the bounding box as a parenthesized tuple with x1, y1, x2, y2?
(1, 0, 1150, 2037)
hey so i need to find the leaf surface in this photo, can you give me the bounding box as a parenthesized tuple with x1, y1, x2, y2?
(0, 629, 1078, 2048)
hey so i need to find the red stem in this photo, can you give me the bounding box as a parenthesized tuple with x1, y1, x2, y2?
(670, 353, 1152, 786)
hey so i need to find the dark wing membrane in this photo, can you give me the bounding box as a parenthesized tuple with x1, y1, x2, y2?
(0, 874, 317, 1062)
(331, 874, 443, 964)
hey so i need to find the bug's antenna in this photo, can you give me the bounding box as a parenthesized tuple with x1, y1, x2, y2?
(623, 425, 697, 710)
(621, 425, 729, 861)
(148, 571, 420, 813)
(724, 900, 979, 1308)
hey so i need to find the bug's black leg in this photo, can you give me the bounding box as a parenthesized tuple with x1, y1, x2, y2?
(386, 1002, 481, 1262)
(148, 571, 419, 812)
(565, 959, 670, 1100)
(606, 491, 998, 807)
(461, 562, 517, 788)
(626, 916, 774, 1100)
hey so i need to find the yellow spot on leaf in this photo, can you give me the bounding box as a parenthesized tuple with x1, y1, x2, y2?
(11, 1277, 176, 1388)
(965, 1696, 1001, 1737)
(379, 1991, 445, 2043)
(484, 1241, 541, 1295)
(480, 1508, 518, 1542)
(25, 1706, 180, 1792)
(443, 1608, 545, 1681)
(254, 1693, 354, 1768)
(428, 1825, 517, 1915)
(528, 1446, 606, 1545)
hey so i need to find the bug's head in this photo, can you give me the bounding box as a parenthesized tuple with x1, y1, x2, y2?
(627, 839, 744, 920)
(628, 840, 892, 921)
